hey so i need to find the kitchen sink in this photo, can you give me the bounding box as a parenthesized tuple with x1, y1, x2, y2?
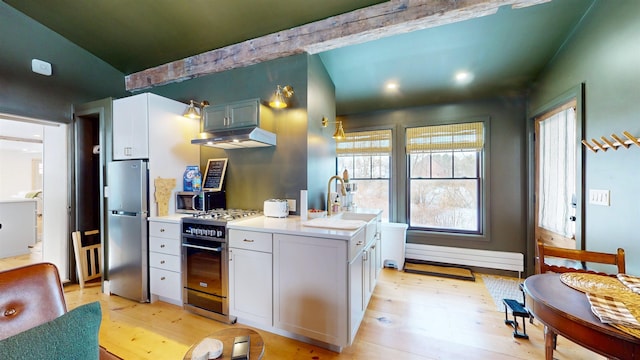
(331, 212, 377, 222)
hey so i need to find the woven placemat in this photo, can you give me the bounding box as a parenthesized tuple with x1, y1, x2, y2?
(560, 273, 632, 296)
(560, 273, 640, 339)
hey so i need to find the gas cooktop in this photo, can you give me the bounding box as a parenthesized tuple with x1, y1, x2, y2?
(187, 209, 261, 222)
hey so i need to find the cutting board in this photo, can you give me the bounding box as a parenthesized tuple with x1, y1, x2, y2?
(154, 177, 176, 216)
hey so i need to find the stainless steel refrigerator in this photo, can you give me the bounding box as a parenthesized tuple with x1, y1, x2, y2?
(107, 159, 149, 302)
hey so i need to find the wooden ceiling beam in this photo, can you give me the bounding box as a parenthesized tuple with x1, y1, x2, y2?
(125, 0, 550, 91)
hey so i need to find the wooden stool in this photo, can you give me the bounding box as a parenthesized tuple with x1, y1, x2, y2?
(184, 328, 264, 360)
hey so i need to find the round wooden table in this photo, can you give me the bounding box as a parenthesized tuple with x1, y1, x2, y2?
(183, 328, 264, 360)
(524, 274, 640, 360)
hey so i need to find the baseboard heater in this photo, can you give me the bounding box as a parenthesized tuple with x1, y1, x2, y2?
(405, 243, 524, 277)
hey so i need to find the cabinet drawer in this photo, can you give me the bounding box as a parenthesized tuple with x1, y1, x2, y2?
(229, 230, 272, 253)
(348, 230, 367, 261)
(150, 268, 182, 301)
(149, 236, 181, 256)
(149, 221, 180, 239)
(150, 252, 181, 272)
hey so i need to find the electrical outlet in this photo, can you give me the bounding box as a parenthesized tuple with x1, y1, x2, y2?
(589, 189, 610, 206)
(287, 199, 296, 212)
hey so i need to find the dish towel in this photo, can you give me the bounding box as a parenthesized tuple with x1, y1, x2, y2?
(587, 292, 640, 329)
(617, 274, 640, 295)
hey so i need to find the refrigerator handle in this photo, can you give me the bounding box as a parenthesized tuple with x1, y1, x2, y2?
(111, 210, 139, 216)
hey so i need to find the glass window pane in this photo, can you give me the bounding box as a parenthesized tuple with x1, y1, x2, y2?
(338, 157, 353, 177)
(353, 156, 371, 178)
(453, 151, 478, 178)
(352, 179, 389, 221)
(431, 152, 452, 178)
(409, 179, 478, 231)
(409, 153, 430, 178)
(371, 155, 389, 178)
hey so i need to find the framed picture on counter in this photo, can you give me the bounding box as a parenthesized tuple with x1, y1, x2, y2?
(203, 158, 228, 191)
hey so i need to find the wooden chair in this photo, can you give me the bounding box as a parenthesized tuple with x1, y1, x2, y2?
(536, 240, 626, 277)
(535, 240, 626, 353)
(72, 229, 102, 288)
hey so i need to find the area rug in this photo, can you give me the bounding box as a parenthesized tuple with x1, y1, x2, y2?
(480, 274, 524, 312)
(404, 260, 475, 281)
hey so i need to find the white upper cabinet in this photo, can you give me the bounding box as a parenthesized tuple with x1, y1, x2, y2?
(113, 93, 150, 159)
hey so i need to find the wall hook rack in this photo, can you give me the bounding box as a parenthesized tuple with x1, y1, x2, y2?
(581, 131, 640, 153)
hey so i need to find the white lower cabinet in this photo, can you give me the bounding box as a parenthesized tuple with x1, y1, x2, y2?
(228, 230, 273, 326)
(148, 220, 182, 306)
(349, 247, 365, 343)
(274, 233, 349, 348)
(227, 213, 381, 352)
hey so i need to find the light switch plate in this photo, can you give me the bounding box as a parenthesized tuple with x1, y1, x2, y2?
(589, 189, 610, 206)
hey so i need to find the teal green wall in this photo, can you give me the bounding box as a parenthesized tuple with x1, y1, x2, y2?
(339, 97, 528, 258)
(307, 55, 337, 210)
(529, 1, 640, 274)
(150, 54, 336, 210)
(0, 2, 125, 122)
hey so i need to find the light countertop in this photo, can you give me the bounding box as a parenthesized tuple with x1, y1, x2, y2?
(0, 198, 37, 204)
(229, 208, 381, 241)
(148, 213, 193, 223)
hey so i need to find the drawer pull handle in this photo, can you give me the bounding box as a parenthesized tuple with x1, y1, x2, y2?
(243, 239, 255, 242)
(356, 241, 364, 246)
(160, 260, 165, 264)
(160, 228, 165, 232)
(160, 277, 166, 280)
(160, 244, 165, 248)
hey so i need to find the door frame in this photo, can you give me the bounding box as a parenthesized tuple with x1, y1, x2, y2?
(526, 83, 585, 275)
(72, 98, 113, 285)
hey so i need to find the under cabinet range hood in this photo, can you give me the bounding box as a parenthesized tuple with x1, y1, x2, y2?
(191, 127, 276, 149)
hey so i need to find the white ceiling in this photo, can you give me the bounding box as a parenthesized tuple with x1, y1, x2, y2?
(0, 118, 44, 153)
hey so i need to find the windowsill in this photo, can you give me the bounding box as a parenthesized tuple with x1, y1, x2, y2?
(407, 228, 488, 243)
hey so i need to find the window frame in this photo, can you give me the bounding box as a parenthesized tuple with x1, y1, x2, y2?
(407, 149, 483, 234)
(402, 118, 489, 240)
(335, 127, 395, 222)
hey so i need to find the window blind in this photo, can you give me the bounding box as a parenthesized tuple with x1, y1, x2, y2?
(406, 122, 484, 153)
(336, 129, 392, 156)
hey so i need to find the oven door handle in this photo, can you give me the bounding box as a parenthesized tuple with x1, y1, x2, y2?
(182, 243, 223, 252)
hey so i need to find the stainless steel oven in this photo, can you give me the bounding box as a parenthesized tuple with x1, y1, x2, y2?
(181, 209, 259, 324)
(181, 218, 235, 324)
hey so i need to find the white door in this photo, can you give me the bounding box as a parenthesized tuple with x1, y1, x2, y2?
(534, 100, 577, 250)
(42, 123, 70, 280)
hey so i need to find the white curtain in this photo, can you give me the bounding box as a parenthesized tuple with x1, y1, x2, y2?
(538, 107, 576, 238)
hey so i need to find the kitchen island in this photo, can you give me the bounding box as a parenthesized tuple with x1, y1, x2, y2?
(227, 209, 382, 352)
(0, 199, 37, 258)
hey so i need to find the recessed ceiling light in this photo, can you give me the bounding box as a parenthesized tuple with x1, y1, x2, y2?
(384, 81, 399, 93)
(454, 71, 474, 85)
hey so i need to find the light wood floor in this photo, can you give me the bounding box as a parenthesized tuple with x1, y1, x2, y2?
(1, 252, 604, 359)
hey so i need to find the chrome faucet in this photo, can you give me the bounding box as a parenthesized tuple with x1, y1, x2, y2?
(327, 175, 347, 215)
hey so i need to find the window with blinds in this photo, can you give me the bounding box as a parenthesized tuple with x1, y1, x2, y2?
(337, 129, 392, 221)
(406, 122, 484, 233)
